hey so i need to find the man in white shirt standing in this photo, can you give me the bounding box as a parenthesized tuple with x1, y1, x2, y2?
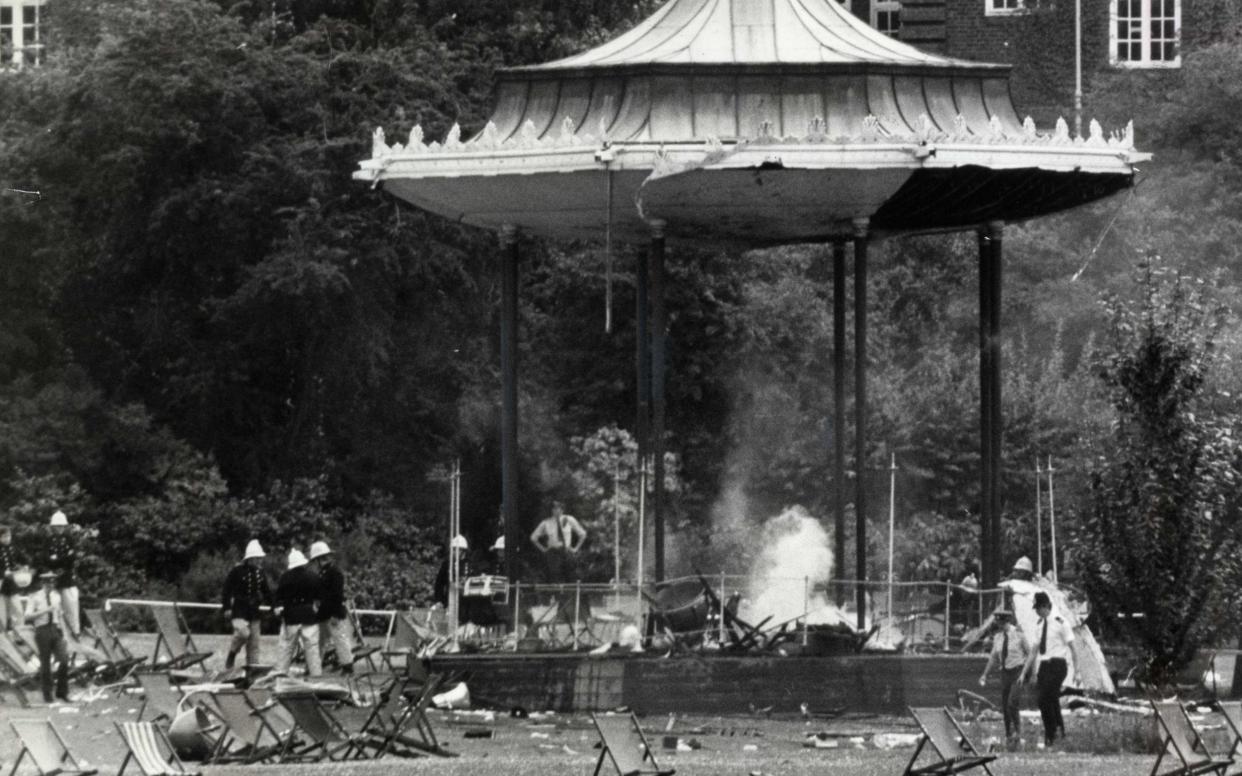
(24, 570, 70, 703)
(1019, 591, 1074, 747)
(530, 501, 586, 583)
(979, 609, 1029, 749)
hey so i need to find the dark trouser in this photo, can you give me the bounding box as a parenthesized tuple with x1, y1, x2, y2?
(543, 548, 574, 584)
(35, 622, 69, 702)
(1000, 666, 1023, 739)
(1036, 658, 1068, 744)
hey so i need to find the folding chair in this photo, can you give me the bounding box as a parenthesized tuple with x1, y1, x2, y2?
(590, 711, 675, 776)
(362, 673, 456, 757)
(1150, 701, 1232, 776)
(115, 721, 200, 776)
(148, 604, 212, 673)
(8, 719, 99, 776)
(135, 672, 186, 723)
(0, 634, 39, 705)
(11, 627, 99, 687)
(1218, 701, 1242, 758)
(276, 692, 378, 761)
(382, 611, 440, 670)
(346, 609, 382, 672)
(82, 608, 147, 680)
(200, 689, 285, 763)
(903, 706, 996, 776)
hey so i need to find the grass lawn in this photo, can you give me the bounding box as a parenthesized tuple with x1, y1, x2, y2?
(0, 631, 1184, 776)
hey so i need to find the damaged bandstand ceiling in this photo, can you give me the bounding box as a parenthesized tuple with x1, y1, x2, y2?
(355, 0, 1147, 244)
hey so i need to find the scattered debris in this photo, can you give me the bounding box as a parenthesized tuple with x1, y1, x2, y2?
(463, 728, 494, 738)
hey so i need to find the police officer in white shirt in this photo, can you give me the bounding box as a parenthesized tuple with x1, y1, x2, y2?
(24, 570, 70, 703)
(1019, 590, 1074, 746)
(530, 501, 586, 583)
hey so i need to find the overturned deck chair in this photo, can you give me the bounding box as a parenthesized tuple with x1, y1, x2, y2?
(903, 706, 996, 776)
(590, 711, 675, 776)
(343, 609, 382, 672)
(11, 626, 101, 688)
(8, 719, 99, 776)
(381, 611, 443, 670)
(148, 604, 212, 673)
(115, 721, 200, 776)
(361, 673, 455, 757)
(82, 608, 147, 681)
(276, 691, 378, 762)
(1151, 701, 1232, 776)
(135, 672, 186, 723)
(0, 634, 38, 706)
(200, 689, 285, 764)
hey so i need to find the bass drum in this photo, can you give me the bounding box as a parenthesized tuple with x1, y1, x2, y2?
(167, 705, 214, 761)
(651, 578, 708, 634)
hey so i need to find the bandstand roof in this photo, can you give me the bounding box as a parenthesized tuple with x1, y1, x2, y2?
(355, 0, 1147, 244)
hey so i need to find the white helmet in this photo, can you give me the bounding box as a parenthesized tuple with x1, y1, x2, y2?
(287, 549, 309, 569)
(1013, 556, 1034, 573)
(49, 510, 69, 527)
(451, 535, 468, 550)
(491, 535, 505, 551)
(243, 539, 266, 560)
(308, 540, 332, 560)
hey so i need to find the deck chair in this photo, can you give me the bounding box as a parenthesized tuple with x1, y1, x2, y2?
(590, 711, 675, 776)
(115, 721, 200, 776)
(8, 719, 99, 776)
(1218, 701, 1242, 758)
(0, 634, 38, 706)
(148, 605, 212, 673)
(382, 611, 439, 670)
(1151, 701, 1232, 776)
(200, 689, 285, 763)
(362, 673, 455, 757)
(344, 609, 382, 672)
(135, 672, 186, 723)
(903, 706, 996, 776)
(82, 609, 147, 680)
(11, 627, 100, 688)
(276, 691, 378, 761)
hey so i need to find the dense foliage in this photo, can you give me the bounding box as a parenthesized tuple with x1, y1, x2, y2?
(1, 0, 1241, 681)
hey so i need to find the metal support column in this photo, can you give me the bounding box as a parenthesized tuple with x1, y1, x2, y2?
(832, 240, 847, 604)
(852, 219, 869, 629)
(500, 225, 520, 583)
(978, 221, 1004, 588)
(649, 220, 667, 583)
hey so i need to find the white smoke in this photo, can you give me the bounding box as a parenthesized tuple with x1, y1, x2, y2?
(741, 505, 852, 628)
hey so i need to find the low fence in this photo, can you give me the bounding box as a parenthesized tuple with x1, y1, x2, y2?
(101, 575, 1006, 654)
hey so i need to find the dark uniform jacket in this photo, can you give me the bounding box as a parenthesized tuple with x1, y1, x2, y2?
(0, 544, 17, 596)
(47, 532, 78, 589)
(276, 566, 321, 626)
(221, 563, 272, 621)
(316, 563, 347, 622)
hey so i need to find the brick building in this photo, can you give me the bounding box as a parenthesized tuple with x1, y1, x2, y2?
(851, 0, 1239, 124)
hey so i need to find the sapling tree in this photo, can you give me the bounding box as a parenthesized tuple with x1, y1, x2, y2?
(1078, 259, 1242, 689)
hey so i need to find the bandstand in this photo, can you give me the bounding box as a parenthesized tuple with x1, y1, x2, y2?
(355, 0, 1147, 620)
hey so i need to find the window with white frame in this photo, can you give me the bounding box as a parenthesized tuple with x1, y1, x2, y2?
(986, 0, 1052, 15)
(1111, 0, 1180, 67)
(0, 0, 43, 68)
(872, 0, 901, 37)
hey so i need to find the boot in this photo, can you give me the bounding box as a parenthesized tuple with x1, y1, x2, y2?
(225, 649, 238, 670)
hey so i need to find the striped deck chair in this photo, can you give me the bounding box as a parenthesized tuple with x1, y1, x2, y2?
(9, 719, 99, 776)
(1151, 701, 1232, 776)
(903, 706, 996, 776)
(590, 711, 674, 776)
(201, 689, 285, 764)
(135, 672, 185, 723)
(148, 605, 211, 673)
(276, 692, 377, 762)
(115, 721, 200, 776)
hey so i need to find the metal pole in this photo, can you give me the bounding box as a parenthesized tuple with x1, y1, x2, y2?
(513, 582, 521, 649)
(978, 228, 993, 590)
(988, 223, 1004, 585)
(636, 456, 646, 625)
(1035, 458, 1043, 575)
(1047, 456, 1058, 582)
(853, 219, 869, 631)
(1074, 0, 1083, 139)
(573, 581, 581, 651)
(943, 580, 951, 651)
(803, 576, 810, 646)
(888, 452, 896, 621)
(832, 240, 847, 606)
(650, 220, 667, 583)
(613, 462, 621, 590)
(719, 571, 726, 645)
(500, 226, 520, 584)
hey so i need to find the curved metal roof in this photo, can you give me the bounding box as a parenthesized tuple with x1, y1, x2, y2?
(512, 0, 987, 70)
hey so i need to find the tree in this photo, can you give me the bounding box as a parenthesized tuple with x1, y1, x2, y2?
(1076, 258, 1242, 688)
